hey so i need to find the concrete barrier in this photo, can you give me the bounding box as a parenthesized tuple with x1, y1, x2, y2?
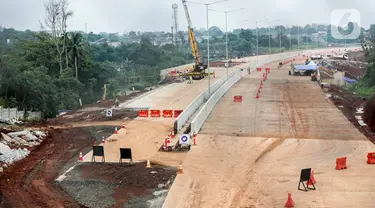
(175, 69, 242, 132)
(190, 73, 242, 134)
(0, 107, 41, 121)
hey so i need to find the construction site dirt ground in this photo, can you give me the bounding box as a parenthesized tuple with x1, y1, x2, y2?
(163, 60, 375, 207)
(82, 67, 240, 165)
(0, 66, 240, 208)
(0, 47, 363, 208)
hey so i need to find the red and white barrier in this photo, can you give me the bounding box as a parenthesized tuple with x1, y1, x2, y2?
(138, 109, 183, 118)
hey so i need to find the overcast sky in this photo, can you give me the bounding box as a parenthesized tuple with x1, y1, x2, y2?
(0, 0, 374, 33)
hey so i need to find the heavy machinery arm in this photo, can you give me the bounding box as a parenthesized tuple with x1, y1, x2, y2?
(182, 0, 207, 80)
(182, 0, 200, 64)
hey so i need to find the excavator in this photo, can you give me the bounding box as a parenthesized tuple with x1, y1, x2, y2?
(181, 0, 208, 80)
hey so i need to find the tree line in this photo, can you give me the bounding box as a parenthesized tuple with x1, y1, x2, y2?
(0, 0, 369, 119)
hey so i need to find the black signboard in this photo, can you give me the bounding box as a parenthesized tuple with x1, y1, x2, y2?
(91, 146, 105, 163)
(119, 148, 133, 164)
(298, 168, 316, 191)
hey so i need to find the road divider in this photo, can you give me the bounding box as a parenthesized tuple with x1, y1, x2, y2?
(190, 73, 242, 134)
(174, 69, 243, 132)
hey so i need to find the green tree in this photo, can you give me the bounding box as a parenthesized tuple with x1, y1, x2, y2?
(68, 32, 87, 80)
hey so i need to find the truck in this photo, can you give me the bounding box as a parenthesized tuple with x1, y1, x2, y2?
(333, 54, 349, 60)
(311, 55, 323, 60)
(289, 64, 318, 76)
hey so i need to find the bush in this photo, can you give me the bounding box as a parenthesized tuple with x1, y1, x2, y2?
(347, 81, 375, 98)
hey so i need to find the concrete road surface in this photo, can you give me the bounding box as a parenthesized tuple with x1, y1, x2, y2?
(163, 56, 375, 207)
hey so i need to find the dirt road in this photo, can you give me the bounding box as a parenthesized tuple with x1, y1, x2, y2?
(163, 58, 375, 207)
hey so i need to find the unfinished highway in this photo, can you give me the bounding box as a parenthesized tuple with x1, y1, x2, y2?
(163, 54, 375, 207)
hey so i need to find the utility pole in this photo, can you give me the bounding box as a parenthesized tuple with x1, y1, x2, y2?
(211, 8, 244, 80)
(268, 20, 271, 54)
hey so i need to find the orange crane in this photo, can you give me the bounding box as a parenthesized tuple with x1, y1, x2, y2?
(182, 0, 208, 80)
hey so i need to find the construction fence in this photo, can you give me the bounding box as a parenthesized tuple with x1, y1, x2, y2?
(0, 107, 41, 121)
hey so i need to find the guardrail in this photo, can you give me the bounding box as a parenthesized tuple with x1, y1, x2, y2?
(174, 69, 242, 132)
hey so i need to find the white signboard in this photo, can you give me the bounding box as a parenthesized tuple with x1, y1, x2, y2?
(106, 109, 113, 117)
(179, 134, 190, 145)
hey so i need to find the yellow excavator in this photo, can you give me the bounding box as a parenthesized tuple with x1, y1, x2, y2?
(181, 0, 208, 80)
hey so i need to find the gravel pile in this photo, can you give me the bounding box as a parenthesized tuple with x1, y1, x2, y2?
(0, 129, 47, 165)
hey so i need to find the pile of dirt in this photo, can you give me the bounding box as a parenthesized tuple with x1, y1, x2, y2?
(347, 51, 366, 62)
(327, 85, 375, 142)
(363, 94, 375, 132)
(84, 91, 147, 109)
(58, 162, 177, 208)
(46, 109, 138, 126)
(0, 126, 116, 208)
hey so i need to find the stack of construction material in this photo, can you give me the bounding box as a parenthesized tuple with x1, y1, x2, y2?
(0, 129, 47, 166)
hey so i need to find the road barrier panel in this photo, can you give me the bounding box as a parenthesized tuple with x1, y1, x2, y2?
(138, 110, 149, 117)
(367, 152, 375, 164)
(233, 96, 243, 102)
(150, 110, 161, 117)
(336, 157, 347, 170)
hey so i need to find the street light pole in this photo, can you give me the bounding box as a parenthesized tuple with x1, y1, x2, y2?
(254, 19, 268, 63)
(187, 0, 228, 96)
(268, 20, 271, 54)
(225, 12, 228, 79)
(206, 4, 210, 95)
(211, 8, 244, 80)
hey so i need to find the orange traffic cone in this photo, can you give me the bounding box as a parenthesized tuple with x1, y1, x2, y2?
(284, 192, 294, 207)
(256, 93, 260, 99)
(146, 159, 151, 168)
(78, 151, 83, 161)
(178, 163, 184, 174)
(258, 88, 261, 94)
(171, 131, 175, 139)
(114, 127, 118, 134)
(307, 169, 316, 185)
(193, 133, 197, 145)
(102, 136, 105, 144)
(122, 123, 126, 129)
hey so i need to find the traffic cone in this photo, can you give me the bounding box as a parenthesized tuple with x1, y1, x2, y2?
(193, 133, 197, 145)
(178, 163, 184, 174)
(171, 131, 175, 139)
(258, 88, 261, 94)
(164, 137, 170, 150)
(122, 123, 126, 129)
(78, 151, 83, 161)
(307, 169, 316, 185)
(146, 159, 151, 168)
(114, 127, 118, 134)
(256, 93, 260, 99)
(102, 136, 105, 144)
(284, 192, 294, 207)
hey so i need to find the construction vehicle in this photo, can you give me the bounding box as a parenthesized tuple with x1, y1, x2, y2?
(333, 54, 349, 60)
(311, 55, 323, 60)
(181, 0, 208, 80)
